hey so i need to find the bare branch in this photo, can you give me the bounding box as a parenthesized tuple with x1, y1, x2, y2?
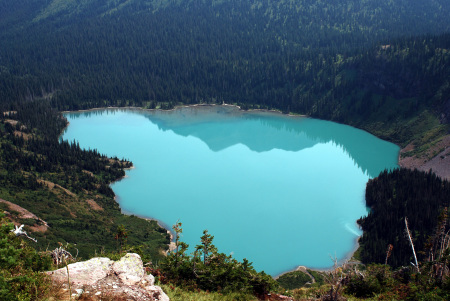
(11, 224, 37, 242)
(405, 217, 420, 273)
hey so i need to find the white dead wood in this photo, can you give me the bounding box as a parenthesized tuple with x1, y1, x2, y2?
(11, 224, 37, 242)
(405, 217, 420, 273)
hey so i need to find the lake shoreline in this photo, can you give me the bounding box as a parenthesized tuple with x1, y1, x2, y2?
(64, 104, 449, 181)
(273, 232, 361, 278)
(61, 103, 308, 118)
(61, 104, 392, 277)
(116, 206, 177, 253)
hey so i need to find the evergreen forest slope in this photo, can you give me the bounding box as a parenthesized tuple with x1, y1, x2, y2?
(0, 0, 449, 174)
(0, 101, 170, 260)
(359, 168, 450, 268)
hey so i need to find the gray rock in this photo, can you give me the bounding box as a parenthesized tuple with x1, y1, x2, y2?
(46, 257, 113, 286)
(112, 253, 145, 285)
(47, 253, 169, 301)
(146, 285, 170, 301)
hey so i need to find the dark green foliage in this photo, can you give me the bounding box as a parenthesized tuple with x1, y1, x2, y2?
(276, 270, 313, 290)
(307, 269, 325, 286)
(0, 103, 169, 261)
(344, 264, 394, 298)
(114, 224, 128, 253)
(358, 168, 450, 268)
(0, 212, 53, 301)
(0, 1, 449, 298)
(158, 223, 278, 297)
(342, 262, 450, 300)
(0, 1, 449, 147)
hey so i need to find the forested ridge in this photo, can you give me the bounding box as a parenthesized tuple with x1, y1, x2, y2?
(359, 169, 450, 268)
(0, 0, 450, 299)
(1, 0, 449, 151)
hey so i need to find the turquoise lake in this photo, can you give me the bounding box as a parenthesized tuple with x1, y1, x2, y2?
(62, 106, 399, 275)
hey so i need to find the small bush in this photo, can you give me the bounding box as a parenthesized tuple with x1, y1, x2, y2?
(344, 264, 393, 298)
(276, 270, 313, 289)
(0, 212, 53, 301)
(158, 224, 278, 298)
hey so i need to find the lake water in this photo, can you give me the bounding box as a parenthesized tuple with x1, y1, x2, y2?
(62, 106, 399, 275)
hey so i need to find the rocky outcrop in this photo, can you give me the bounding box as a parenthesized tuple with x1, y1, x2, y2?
(47, 253, 169, 301)
(399, 135, 450, 181)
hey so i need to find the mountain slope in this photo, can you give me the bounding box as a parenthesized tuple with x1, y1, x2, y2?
(0, 102, 170, 260)
(0, 1, 450, 292)
(1, 1, 449, 176)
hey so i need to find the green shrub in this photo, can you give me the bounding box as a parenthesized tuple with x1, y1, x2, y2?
(307, 269, 325, 286)
(344, 264, 393, 298)
(0, 212, 53, 301)
(276, 270, 313, 289)
(158, 223, 278, 298)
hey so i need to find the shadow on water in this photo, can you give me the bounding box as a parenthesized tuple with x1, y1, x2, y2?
(67, 106, 399, 178)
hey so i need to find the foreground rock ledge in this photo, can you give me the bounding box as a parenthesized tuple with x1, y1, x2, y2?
(46, 253, 169, 301)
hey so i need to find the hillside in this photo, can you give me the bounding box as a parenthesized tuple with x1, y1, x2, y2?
(0, 0, 450, 299)
(1, 0, 449, 175)
(0, 101, 170, 260)
(359, 168, 450, 268)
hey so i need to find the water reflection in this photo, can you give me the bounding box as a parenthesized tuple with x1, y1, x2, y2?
(67, 106, 399, 178)
(63, 106, 399, 274)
